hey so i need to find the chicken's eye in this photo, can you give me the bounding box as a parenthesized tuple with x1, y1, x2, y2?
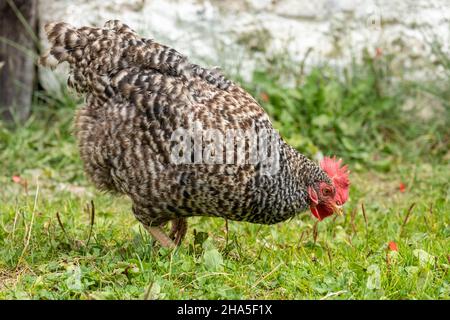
(322, 188, 332, 196)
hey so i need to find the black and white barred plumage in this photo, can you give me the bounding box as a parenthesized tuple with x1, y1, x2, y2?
(40, 20, 333, 244)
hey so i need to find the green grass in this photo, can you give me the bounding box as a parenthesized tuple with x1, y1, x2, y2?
(0, 57, 449, 299)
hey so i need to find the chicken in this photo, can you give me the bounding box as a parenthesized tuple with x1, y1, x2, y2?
(40, 20, 350, 248)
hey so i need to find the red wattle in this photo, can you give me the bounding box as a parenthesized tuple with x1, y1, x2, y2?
(310, 205, 323, 221)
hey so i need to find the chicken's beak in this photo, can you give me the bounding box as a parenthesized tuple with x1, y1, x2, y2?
(333, 204, 343, 216)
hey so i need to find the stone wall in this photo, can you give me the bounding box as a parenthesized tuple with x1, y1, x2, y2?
(38, 0, 450, 92)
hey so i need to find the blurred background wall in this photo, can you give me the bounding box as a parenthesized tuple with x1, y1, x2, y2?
(37, 0, 449, 91)
(1, 0, 449, 121)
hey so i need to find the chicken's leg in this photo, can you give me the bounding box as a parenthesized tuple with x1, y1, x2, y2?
(145, 226, 176, 248)
(169, 218, 188, 245)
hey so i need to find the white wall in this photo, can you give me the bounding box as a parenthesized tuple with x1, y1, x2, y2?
(38, 0, 450, 91)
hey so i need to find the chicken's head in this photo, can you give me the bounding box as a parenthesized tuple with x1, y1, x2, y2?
(308, 156, 350, 221)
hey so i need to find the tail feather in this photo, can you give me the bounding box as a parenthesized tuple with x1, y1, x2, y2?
(39, 22, 86, 68)
(39, 20, 232, 94)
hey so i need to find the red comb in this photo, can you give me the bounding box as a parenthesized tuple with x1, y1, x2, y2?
(320, 156, 350, 205)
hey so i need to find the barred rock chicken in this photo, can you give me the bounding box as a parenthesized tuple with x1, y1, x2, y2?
(40, 20, 350, 248)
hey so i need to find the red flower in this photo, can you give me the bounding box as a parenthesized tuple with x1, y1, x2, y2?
(12, 175, 28, 191)
(388, 241, 398, 252)
(399, 183, 406, 193)
(12, 175, 22, 184)
(260, 92, 269, 103)
(375, 47, 382, 58)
